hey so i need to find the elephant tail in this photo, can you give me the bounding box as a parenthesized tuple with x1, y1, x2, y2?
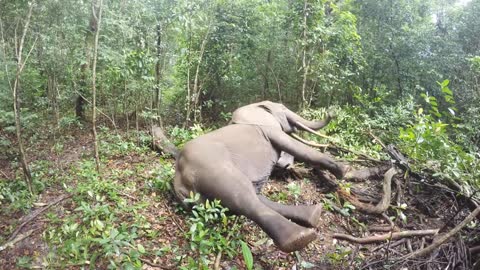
(151, 125, 180, 159)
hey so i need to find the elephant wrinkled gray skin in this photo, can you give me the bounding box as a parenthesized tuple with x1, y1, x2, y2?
(174, 101, 349, 252)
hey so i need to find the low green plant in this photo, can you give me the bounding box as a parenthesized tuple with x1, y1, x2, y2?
(44, 170, 150, 269)
(0, 179, 34, 212)
(287, 182, 302, 201)
(98, 128, 149, 157)
(148, 161, 175, 192)
(16, 256, 32, 269)
(240, 240, 253, 270)
(182, 192, 244, 270)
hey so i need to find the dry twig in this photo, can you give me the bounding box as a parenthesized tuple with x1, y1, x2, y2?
(0, 229, 37, 252)
(7, 194, 71, 242)
(333, 229, 439, 244)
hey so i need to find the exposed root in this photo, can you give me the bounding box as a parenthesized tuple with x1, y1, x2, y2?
(333, 229, 439, 244)
(338, 167, 398, 214)
(399, 205, 480, 260)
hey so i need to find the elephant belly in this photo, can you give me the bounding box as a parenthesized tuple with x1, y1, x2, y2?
(178, 125, 279, 190)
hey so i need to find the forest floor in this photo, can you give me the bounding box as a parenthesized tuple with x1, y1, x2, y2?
(0, 126, 477, 269)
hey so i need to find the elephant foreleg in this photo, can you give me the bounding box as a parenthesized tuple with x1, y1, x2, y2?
(258, 195, 322, 228)
(267, 129, 349, 179)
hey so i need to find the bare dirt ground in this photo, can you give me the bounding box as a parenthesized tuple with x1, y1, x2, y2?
(0, 128, 478, 269)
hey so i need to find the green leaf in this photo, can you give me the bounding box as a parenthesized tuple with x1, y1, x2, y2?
(442, 86, 453, 96)
(137, 244, 145, 254)
(440, 79, 450, 87)
(240, 241, 253, 270)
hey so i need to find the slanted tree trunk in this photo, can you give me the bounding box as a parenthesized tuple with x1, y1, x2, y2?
(11, 2, 35, 193)
(91, 0, 103, 173)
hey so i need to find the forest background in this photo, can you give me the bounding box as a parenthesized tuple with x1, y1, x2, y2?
(1, 0, 480, 269)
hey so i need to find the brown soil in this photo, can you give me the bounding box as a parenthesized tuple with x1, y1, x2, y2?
(0, 128, 477, 270)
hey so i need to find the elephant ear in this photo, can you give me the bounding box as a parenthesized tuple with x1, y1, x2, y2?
(259, 102, 295, 133)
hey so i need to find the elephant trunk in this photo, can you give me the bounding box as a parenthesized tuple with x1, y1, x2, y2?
(285, 110, 332, 131)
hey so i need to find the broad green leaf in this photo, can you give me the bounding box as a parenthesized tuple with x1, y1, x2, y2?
(240, 241, 253, 270)
(137, 244, 145, 254)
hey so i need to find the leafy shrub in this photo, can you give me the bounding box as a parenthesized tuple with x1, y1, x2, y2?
(397, 80, 480, 189)
(170, 124, 211, 146)
(148, 162, 175, 192)
(182, 192, 244, 270)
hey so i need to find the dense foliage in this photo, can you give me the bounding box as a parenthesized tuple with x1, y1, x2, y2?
(1, 0, 479, 269)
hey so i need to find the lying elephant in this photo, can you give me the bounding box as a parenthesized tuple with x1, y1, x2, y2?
(174, 101, 349, 252)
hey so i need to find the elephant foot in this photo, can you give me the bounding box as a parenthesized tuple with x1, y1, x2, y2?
(276, 227, 317, 253)
(334, 163, 351, 179)
(305, 204, 323, 228)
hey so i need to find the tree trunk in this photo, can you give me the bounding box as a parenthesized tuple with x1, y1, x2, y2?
(154, 23, 164, 127)
(12, 2, 35, 193)
(263, 50, 271, 100)
(76, 0, 98, 120)
(91, 0, 103, 173)
(192, 25, 211, 123)
(301, 0, 309, 109)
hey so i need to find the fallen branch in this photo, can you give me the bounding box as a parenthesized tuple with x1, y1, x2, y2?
(368, 225, 398, 232)
(151, 125, 179, 158)
(0, 169, 11, 180)
(7, 194, 71, 242)
(400, 205, 480, 260)
(139, 257, 175, 269)
(333, 229, 439, 244)
(214, 251, 222, 270)
(0, 228, 36, 252)
(338, 167, 398, 214)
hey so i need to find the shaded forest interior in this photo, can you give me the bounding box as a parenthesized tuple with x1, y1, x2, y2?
(1, 0, 479, 269)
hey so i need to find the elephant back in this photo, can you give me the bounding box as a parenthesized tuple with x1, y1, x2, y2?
(230, 101, 294, 133)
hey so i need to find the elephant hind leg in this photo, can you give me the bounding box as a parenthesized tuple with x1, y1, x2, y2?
(195, 166, 317, 252)
(258, 195, 323, 228)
